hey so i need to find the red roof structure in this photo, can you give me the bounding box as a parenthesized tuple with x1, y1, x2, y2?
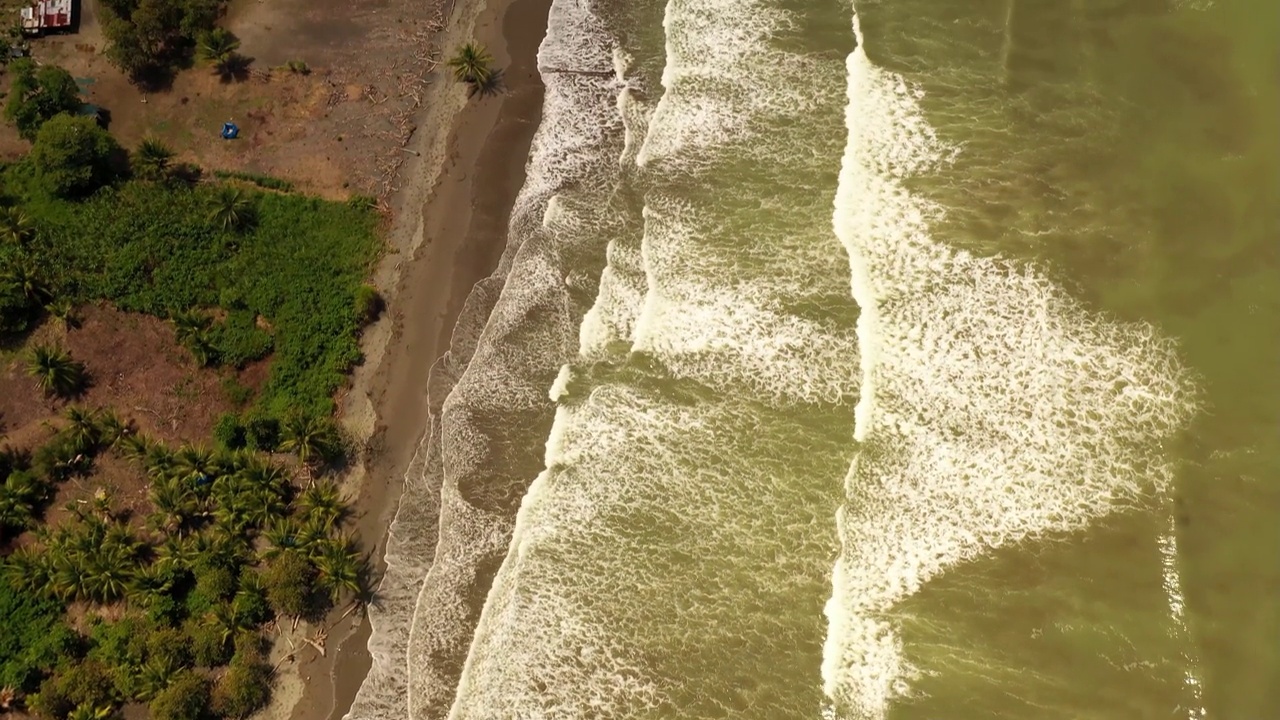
(20, 0, 73, 34)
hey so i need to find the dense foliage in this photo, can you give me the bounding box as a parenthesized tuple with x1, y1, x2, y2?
(0, 584, 75, 691)
(0, 412, 369, 719)
(4, 60, 85, 141)
(29, 116, 124, 199)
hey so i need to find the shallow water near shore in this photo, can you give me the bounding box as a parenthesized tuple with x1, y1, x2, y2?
(353, 0, 1279, 717)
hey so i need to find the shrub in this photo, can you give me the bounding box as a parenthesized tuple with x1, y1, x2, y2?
(212, 413, 246, 451)
(259, 550, 312, 619)
(29, 115, 123, 198)
(28, 660, 115, 719)
(211, 170, 293, 192)
(242, 415, 279, 453)
(210, 655, 270, 719)
(148, 671, 208, 720)
(0, 584, 74, 693)
(207, 310, 272, 368)
(10, 182, 381, 417)
(194, 565, 237, 603)
(353, 284, 382, 326)
(219, 376, 254, 408)
(4, 60, 83, 141)
(0, 275, 37, 335)
(183, 617, 231, 668)
(144, 627, 191, 673)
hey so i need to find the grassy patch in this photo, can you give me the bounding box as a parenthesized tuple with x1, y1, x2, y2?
(9, 179, 380, 417)
(211, 169, 295, 192)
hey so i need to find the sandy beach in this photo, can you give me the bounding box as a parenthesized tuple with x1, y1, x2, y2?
(253, 0, 554, 718)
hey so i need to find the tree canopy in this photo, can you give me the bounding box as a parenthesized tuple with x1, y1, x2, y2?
(4, 60, 85, 141)
(30, 115, 123, 198)
(101, 0, 227, 84)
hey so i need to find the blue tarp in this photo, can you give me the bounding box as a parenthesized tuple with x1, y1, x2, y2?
(221, 122, 239, 139)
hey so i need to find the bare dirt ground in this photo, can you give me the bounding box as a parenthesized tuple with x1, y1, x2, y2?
(0, 0, 447, 199)
(0, 305, 261, 535)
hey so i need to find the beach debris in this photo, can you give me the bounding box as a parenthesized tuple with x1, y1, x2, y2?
(303, 627, 329, 657)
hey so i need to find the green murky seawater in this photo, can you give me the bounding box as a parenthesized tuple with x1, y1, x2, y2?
(353, 1, 1279, 718)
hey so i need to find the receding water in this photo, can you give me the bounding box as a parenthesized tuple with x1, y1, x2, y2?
(350, 0, 1280, 718)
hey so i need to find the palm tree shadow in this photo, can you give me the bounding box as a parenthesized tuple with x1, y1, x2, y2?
(215, 53, 254, 84)
(467, 68, 506, 98)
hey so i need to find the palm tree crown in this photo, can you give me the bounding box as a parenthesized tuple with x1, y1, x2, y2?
(27, 345, 86, 398)
(207, 186, 254, 232)
(0, 205, 35, 246)
(134, 138, 175, 181)
(447, 42, 495, 87)
(279, 413, 342, 467)
(199, 28, 241, 63)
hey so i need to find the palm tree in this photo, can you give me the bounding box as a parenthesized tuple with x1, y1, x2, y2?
(94, 410, 132, 450)
(295, 481, 347, 526)
(312, 536, 363, 603)
(0, 205, 35, 246)
(447, 42, 495, 88)
(27, 345, 86, 398)
(130, 561, 176, 602)
(173, 445, 217, 487)
(0, 488, 35, 535)
(207, 186, 254, 232)
(45, 297, 78, 328)
(294, 516, 331, 556)
(63, 406, 102, 453)
(90, 487, 118, 522)
(170, 310, 215, 367)
(279, 413, 342, 468)
(4, 545, 53, 597)
(134, 138, 174, 181)
(199, 28, 240, 63)
(149, 476, 202, 535)
(134, 659, 178, 702)
(67, 702, 113, 720)
(154, 536, 199, 572)
(116, 433, 153, 463)
(2, 257, 51, 305)
(259, 517, 302, 560)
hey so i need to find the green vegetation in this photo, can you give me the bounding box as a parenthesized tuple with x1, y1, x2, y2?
(1, 416, 370, 718)
(3, 175, 379, 417)
(29, 116, 125, 199)
(447, 42, 497, 94)
(100, 0, 227, 85)
(4, 60, 84, 141)
(0, 55, 381, 720)
(133, 138, 176, 182)
(26, 346, 87, 398)
(211, 169, 294, 192)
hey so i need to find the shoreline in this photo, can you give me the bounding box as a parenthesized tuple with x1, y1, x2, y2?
(263, 0, 553, 717)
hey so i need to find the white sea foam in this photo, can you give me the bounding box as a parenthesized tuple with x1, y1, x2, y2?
(636, 0, 823, 167)
(448, 0, 859, 715)
(631, 196, 858, 404)
(822, 13, 1199, 718)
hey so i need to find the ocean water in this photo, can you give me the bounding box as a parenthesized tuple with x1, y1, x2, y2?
(351, 0, 1280, 718)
